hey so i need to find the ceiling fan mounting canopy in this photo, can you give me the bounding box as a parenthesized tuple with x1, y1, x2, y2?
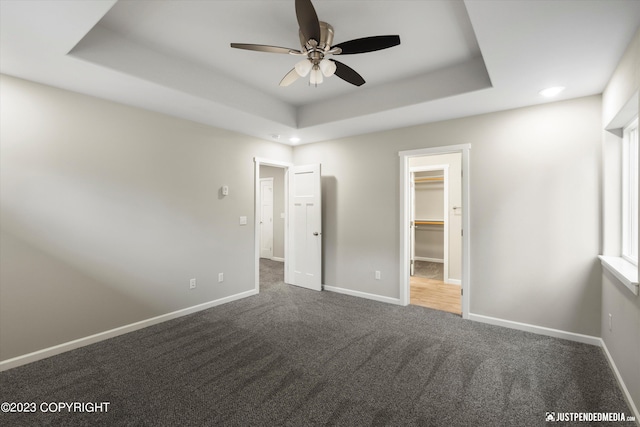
(230, 0, 401, 87)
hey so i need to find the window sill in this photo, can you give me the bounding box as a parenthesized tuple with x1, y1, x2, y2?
(599, 255, 639, 296)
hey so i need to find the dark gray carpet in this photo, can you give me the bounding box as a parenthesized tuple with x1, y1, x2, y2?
(0, 259, 634, 426)
(414, 260, 444, 280)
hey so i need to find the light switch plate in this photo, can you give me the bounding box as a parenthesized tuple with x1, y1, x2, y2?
(239, 216, 247, 225)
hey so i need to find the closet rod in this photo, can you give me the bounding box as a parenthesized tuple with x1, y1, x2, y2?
(414, 220, 444, 225)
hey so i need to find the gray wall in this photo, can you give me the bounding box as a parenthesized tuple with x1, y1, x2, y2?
(600, 28, 640, 413)
(0, 75, 292, 361)
(0, 73, 605, 365)
(294, 95, 602, 337)
(259, 166, 285, 260)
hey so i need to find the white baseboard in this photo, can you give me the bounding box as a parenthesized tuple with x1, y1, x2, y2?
(270, 257, 285, 262)
(415, 257, 443, 263)
(324, 285, 402, 306)
(600, 339, 640, 424)
(0, 289, 258, 372)
(468, 313, 601, 346)
(446, 279, 461, 285)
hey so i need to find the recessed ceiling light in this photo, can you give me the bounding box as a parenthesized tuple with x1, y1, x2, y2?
(289, 137, 301, 144)
(539, 86, 565, 97)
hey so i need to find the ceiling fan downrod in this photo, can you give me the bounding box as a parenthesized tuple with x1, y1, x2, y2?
(295, 22, 342, 85)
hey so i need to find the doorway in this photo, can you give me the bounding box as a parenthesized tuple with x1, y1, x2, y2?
(259, 177, 274, 259)
(254, 158, 323, 293)
(410, 164, 460, 314)
(399, 145, 471, 318)
(259, 170, 287, 263)
(254, 159, 290, 292)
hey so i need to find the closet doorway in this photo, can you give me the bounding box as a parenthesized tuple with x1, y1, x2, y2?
(410, 162, 459, 314)
(399, 145, 470, 318)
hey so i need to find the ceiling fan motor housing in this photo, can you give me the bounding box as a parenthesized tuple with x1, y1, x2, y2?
(300, 21, 334, 52)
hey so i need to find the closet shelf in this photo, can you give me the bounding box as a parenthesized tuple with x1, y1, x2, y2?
(414, 177, 444, 183)
(415, 220, 444, 225)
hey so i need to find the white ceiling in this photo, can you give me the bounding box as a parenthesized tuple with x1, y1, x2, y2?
(1, 0, 639, 145)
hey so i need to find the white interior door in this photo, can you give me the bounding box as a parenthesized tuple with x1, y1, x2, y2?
(260, 178, 274, 259)
(288, 164, 322, 291)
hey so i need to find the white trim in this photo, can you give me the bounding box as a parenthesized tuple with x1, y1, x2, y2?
(446, 279, 461, 286)
(324, 286, 402, 306)
(0, 289, 258, 372)
(468, 313, 601, 346)
(399, 144, 471, 319)
(605, 92, 638, 131)
(270, 257, 285, 262)
(622, 118, 639, 265)
(599, 255, 639, 295)
(600, 339, 640, 423)
(254, 158, 292, 291)
(254, 157, 293, 169)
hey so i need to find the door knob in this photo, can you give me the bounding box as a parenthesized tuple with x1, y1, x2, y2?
(313, 232, 320, 236)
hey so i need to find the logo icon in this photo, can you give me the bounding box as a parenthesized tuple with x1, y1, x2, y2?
(545, 412, 556, 422)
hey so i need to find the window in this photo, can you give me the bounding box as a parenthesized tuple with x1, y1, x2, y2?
(622, 117, 638, 265)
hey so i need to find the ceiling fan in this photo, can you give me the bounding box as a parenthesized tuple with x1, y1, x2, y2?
(230, 0, 401, 87)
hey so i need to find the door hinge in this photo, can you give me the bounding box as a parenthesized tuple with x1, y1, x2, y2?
(461, 288, 463, 296)
(461, 229, 463, 236)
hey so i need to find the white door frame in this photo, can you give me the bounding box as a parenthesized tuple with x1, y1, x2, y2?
(399, 144, 471, 318)
(411, 164, 449, 283)
(254, 158, 292, 292)
(410, 171, 415, 276)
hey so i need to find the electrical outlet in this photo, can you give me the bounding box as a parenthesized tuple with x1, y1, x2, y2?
(375, 271, 381, 280)
(218, 273, 224, 283)
(189, 278, 196, 290)
(608, 313, 612, 331)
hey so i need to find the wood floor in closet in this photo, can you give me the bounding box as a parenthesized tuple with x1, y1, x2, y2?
(410, 276, 461, 315)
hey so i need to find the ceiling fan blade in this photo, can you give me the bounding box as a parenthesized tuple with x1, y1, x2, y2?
(230, 43, 300, 54)
(295, 0, 321, 43)
(333, 35, 401, 55)
(279, 68, 301, 87)
(332, 60, 365, 86)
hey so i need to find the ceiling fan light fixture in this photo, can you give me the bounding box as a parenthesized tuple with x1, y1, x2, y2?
(310, 66, 323, 85)
(295, 59, 313, 77)
(319, 58, 336, 77)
